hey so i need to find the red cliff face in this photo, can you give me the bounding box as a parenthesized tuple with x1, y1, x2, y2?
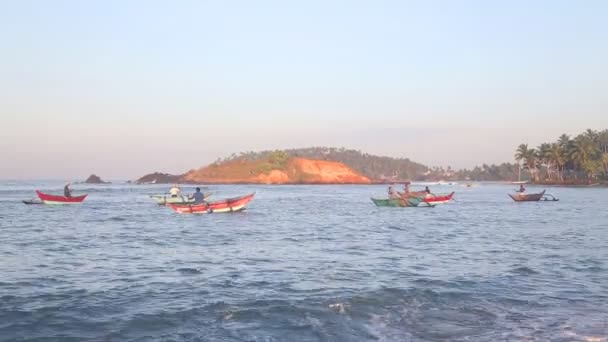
(180, 157, 370, 184)
(285, 158, 371, 184)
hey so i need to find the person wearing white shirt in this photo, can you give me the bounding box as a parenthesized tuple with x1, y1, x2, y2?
(169, 184, 181, 197)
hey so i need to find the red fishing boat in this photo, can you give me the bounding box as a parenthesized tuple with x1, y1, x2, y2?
(398, 191, 455, 205)
(169, 193, 255, 214)
(35, 190, 87, 204)
(423, 192, 455, 205)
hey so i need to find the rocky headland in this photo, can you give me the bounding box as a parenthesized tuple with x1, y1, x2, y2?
(137, 151, 372, 184)
(84, 174, 111, 184)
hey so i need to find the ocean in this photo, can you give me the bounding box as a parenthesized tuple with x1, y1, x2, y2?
(1, 181, 607, 341)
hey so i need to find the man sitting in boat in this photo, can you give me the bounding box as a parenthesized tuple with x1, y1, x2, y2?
(519, 184, 526, 193)
(169, 184, 181, 198)
(64, 183, 72, 198)
(190, 187, 206, 204)
(403, 181, 411, 193)
(388, 186, 398, 199)
(424, 186, 431, 194)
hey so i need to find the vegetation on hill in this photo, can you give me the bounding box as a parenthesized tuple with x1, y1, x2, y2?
(136, 132, 608, 184)
(183, 156, 370, 184)
(214, 147, 428, 182)
(514, 129, 608, 183)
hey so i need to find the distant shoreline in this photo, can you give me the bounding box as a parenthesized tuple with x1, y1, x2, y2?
(132, 180, 608, 187)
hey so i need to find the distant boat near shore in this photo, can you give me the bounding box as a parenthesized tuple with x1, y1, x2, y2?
(413, 181, 458, 186)
(509, 190, 559, 202)
(513, 181, 604, 187)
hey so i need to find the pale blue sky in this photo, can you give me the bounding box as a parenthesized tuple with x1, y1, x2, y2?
(1, 0, 607, 179)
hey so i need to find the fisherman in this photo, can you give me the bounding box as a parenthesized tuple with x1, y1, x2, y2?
(388, 186, 397, 199)
(64, 183, 72, 198)
(519, 184, 526, 193)
(169, 184, 181, 197)
(403, 181, 411, 193)
(190, 187, 205, 204)
(424, 186, 431, 194)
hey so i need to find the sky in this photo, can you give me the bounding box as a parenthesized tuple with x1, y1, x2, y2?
(1, 0, 607, 179)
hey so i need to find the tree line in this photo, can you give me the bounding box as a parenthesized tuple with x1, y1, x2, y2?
(450, 163, 521, 182)
(515, 129, 608, 182)
(205, 131, 608, 183)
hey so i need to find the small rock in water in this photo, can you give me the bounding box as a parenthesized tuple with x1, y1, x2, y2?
(84, 174, 110, 184)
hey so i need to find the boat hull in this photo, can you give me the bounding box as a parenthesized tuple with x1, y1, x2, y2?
(371, 195, 428, 207)
(36, 191, 87, 204)
(509, 190, 545, 202)
(150, 193, 211, 205)
(396, 191, 455, 205)
(169, 193, 255, 214)
(423, 192, 455, 204)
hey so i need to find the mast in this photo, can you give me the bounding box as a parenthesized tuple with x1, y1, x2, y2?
(518, 163, 521, 182)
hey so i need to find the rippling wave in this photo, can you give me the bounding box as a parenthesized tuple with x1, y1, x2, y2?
(1, 182, 607, 341)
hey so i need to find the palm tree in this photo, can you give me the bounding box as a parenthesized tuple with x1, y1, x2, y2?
(515, 144, 529, 164)
(583, 129, 599, 143)
(557, 134, 574, 175)
(515, 144, 528, 181)
(526, 148, 539, 181)
(570, 136, 600, 179)
(558, 134, 570, 149)
(603, 153, 608, 177)
(537, 143, 553, 180)
(548, 143, 565, 181)
(597, 130, 608, 176)
(599, 130, 608, 154)
(514, 144, 538, 181)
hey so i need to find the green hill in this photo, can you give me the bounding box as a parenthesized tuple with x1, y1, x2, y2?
(214, 147, 429, 182)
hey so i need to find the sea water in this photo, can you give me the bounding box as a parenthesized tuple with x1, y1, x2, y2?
(1, 181, 607, 341)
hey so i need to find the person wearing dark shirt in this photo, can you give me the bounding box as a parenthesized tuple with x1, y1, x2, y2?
(424, 186, 431, 194)
(190, 187, 205, 204)
(64, 183, 72, 198)
(519, 184, 526, 193)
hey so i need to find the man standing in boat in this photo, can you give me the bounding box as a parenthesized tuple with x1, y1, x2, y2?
(64, 183, 72, 198)
(519, 184, 526, 193)
(403, 181, 411, 194)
